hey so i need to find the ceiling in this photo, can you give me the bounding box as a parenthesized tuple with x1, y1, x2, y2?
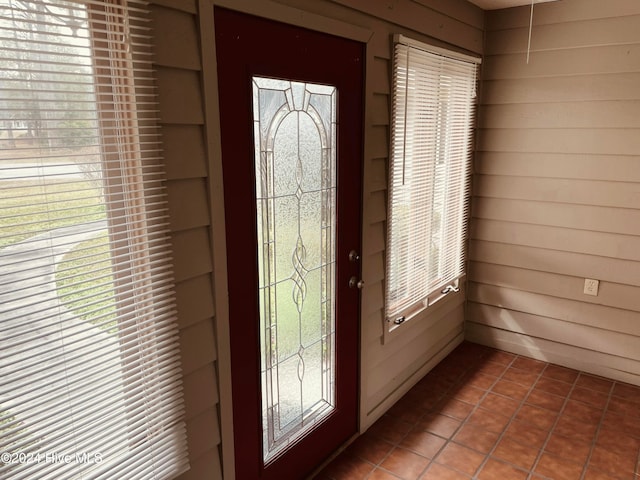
(467, 0, 559, 10)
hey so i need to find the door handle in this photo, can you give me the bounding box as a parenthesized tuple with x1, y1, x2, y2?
(348, 250, 360, 262)
(348, 276, 364, 289)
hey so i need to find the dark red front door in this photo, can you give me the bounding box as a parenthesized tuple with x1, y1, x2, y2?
(215, 7, 364, 480)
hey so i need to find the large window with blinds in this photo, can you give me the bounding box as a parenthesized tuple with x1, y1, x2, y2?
(385, 34, 480, 329)
(0, 1, 187, 479)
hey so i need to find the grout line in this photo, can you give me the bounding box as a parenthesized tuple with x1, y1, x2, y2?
(578, 379, 615, 480)
(471, 361, 529, 478)
(429, 348, 516, 479)
(470, 355, 548, 480)
(379, 348, 497, 478)
(526, 368, 580, 480)
(459, 350, 517, 478)
(361, 373, 461, 479)
(417, 364, 481, 478)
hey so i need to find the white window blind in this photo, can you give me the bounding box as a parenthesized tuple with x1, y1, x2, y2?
(0, 1, 188, 479)
(386, 34, 480, 327)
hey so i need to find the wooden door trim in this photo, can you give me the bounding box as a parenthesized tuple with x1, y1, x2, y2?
(197, 0, 236, 477)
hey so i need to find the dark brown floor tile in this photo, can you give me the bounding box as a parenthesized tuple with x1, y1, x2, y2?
(387, 397, 425, 424)
(416, 379, 455, 399)
(417, 414, 461, 439)
(553, 414, 598, 444)
(526, 387, 566, 412)
(453, 423, 501, 454)
(535, 376, 574, 397)
(534, 453, 584, 480)
(544, 433, 591, 466)
(491, 379, 530, 401)
(367, 468, 402, 480)
(607, 396, 640, 418)
(562, 399, 604, 424)
(504, 418, 549, 449)
(430, 363, 468, 382)
(380, 447, 430, 480)
(484, 350, 516, 366)
(461, 371, 498, 390)
(467, 407, 511, 433)
(411, 373, 444, 400)
(542, 364, 579, 384)
(612, 382, 640, 402)
(451, 384, 486, 404)
(420, 463, 470, 479)
(435, 397, 474, 420)
(415, 373, 455, 393)
(576, 374, 614, 394)
(569, 386, 609, 409)
(512, 356, 547, 374)
(451, 342, 492, 361)
(398, 389, 426, 404)
(492, 436, 539, 470)
(415, 389, 447, 411)
(470, 361, 508, 377)
(515, 404, 558, 431)
(503, 367, 539, 387)
(588, 445, 636, 478)
(478, 458, 528, 480)
(480, 392, 520, 417)
(434, 443, 485, 477)
(400, 430, 446, 459)
(321, 455, 375, 480)
(348, 434, 394, 465)
(368, 415, 414, 444)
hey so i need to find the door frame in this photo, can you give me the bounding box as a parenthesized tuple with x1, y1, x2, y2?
(199, 0, 373, 477)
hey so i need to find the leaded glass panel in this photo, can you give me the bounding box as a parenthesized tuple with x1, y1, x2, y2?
(252, 76, 337, 462)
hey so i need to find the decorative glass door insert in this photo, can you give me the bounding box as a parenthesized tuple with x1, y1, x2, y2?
(252, 76, 337, 462)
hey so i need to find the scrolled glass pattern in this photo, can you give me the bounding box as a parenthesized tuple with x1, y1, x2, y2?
(252, 77, 337, 462)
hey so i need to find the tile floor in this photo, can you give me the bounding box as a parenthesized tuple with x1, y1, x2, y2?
(314, 342, 640, 480)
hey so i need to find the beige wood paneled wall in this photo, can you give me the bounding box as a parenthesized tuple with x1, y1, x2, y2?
(468, 0, 640, 386)
(149, 1, 223, 478)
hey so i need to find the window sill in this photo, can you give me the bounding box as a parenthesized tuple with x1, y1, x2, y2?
(382, 276, 466, 344)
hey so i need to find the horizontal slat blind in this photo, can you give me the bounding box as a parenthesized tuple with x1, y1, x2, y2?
(386, 35, 479, 327)
(0, 1, 188, 479)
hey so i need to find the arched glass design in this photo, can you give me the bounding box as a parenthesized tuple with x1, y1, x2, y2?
(252, 76, 337, 462)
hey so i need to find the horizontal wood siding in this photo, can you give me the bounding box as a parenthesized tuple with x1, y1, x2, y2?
(150, 2, 223, 479)
(468, 0, 640, 386)
(355, 0, 482, 426)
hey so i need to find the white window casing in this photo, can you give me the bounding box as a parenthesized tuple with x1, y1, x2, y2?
(0, 1, 188, 479)
(386, 34, 480, 330)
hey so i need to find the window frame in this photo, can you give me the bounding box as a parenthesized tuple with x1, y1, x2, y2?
(384, 34, 480, 334)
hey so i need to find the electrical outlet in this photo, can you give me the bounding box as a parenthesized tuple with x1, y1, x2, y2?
(584, 278, 599, 296)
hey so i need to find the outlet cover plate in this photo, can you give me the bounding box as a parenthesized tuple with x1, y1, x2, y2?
(584, 278, 599, 296)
